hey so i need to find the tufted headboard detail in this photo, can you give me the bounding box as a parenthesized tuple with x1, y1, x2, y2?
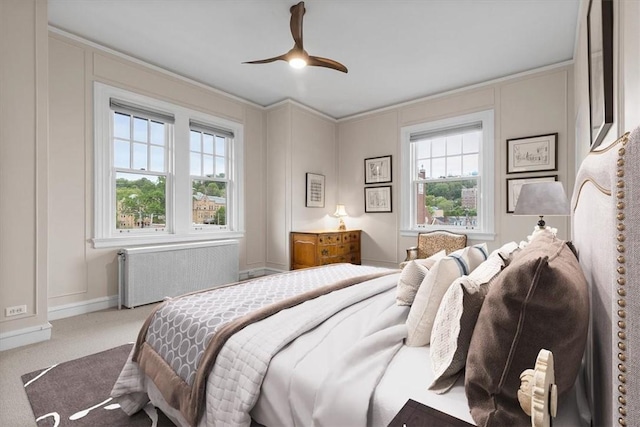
(572, 126, 639, 427)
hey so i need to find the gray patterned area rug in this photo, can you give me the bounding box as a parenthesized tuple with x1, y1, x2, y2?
(21, 343, 175, 427)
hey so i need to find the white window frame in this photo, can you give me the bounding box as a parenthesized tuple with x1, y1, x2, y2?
(400, 110, 495, 241)
(93, 82, 244, 248)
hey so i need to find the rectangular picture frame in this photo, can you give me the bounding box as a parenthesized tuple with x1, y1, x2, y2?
(506, 175, 557, 213)
(587, 0, 614, 149)
(506, 133, 558, 174)
(305, 173, 325, 208)
(364, 155, 392, 184)
(364, 185, 392, 213)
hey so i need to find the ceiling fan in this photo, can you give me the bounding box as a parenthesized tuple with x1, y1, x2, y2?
(243, 1, 348, 73)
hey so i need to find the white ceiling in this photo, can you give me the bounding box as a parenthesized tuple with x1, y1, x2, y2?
(48, 0, 580, 119)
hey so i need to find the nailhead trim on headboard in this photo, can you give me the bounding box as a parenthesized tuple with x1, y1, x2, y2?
(615, 133, 630, 427)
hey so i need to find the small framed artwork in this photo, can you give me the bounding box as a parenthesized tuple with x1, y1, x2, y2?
(587, 0, 614, 149)
(506, 133, 558, 174)
(364, 186, 392, 213)
(305, 173, 325, 208)
(364, 155, 392, 184)
(506, 175, 557, 213)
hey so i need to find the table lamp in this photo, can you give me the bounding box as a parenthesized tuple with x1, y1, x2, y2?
(514, 181, 570, 233)
(333, 204, 348, 231)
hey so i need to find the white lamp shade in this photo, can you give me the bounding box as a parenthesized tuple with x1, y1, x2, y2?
(333, 204, 347, 217)
(514, 182, 570, 216)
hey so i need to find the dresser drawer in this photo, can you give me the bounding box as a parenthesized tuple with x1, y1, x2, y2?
(318, 233, 342, 245)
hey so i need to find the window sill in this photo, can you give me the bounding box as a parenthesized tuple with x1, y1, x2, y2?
(92, 231, 245, 249)
(400, 228, 496, 242)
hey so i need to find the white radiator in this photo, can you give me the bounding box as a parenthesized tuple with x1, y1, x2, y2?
(118, 240, 239, 308)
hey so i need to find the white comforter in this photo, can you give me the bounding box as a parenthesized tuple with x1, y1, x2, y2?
(112, 266, 400, 427)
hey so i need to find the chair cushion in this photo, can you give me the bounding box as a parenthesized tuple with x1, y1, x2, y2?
(464, 230, 589, 426)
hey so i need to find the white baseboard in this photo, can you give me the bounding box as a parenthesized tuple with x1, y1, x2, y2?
(0, 322, 52, 352)
(48, 295, 118, 321)
(238, 267, 283, 281)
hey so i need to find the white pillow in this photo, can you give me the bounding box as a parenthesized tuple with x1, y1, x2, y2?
(405, 248, 469, 347)
(428, 241, 520, 392)
(396, 250, 446, 306)
(465, 243, 489, 271)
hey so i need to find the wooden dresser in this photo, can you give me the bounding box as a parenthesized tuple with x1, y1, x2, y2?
(290, 230, 361, 270)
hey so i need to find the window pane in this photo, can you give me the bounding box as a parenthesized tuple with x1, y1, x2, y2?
(114, 140, 130, 168)
(115, 172, 166, 230)
(190, 152, 201, 176)
(203, 154, 214, 176)
(215, 136, 226, 156)
(133, 143, 147, 170)
(447, 135, 462, 155)
(203, 134, 214, 154)
(133, 117, 148, 142)
(192, 180, 227, 225)
(416, 140, 431, 159)
(416, 179, 478, 228)
(190, 131, 201, 152)
(447, 155, 462, 177)
(463, 132, 480, 153)
(415, 161, 430, 180)
(432, 157, 446, 179)
(149, 146, 165, 172)
(150, 121, 164, 145)
(215, 156, 226, 177)
(462, 154, 479, 176)
(114, 113, 130, 139)
(431, 137, 446, 157)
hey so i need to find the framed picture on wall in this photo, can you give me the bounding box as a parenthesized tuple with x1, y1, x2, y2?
(364, 186, 392, 213)
(587, 0, 614, 149)
(364, 155, 392, 184)
(305, 173, 325, 208)
(506, 133, 558, 174)
(506, 175, 557, 213)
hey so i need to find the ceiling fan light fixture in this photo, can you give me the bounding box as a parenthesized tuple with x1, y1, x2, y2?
(243, 2, 348, 74)
(289, 57, 307, 69)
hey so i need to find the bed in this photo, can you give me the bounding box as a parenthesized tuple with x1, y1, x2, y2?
(112, 125, 639, 427)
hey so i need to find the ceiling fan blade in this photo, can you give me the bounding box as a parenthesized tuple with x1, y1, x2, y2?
(289, 1, 305, 49)
(243, 53, 287, 65)
(308, 56, 348, 73)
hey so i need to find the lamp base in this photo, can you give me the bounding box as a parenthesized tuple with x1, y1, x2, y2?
(537, 216, 546, 228)
(338, 218, 346, 231)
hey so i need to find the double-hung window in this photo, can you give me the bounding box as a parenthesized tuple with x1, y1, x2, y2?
(401, 110, 494, 240)
(93, 82, 244, 248)
(189, 121, 231, 229)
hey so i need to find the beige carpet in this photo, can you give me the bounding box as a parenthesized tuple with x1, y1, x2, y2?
(0, 304, 158, 427)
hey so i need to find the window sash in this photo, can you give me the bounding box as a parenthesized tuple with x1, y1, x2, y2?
(400, 109, 494, 238)
(94, 82, 245, 248)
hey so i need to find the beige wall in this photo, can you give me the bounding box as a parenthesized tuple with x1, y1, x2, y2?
(0, 0, 50, 342)
(4, 0, 637, 348)
(46, 32, 267, 311)
(338, 67, 574, 267)
(265, 102, 338, 271)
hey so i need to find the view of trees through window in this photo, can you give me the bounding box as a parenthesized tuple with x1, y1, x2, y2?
(115, 175, 227, 229)
(416, 179, 478, 228)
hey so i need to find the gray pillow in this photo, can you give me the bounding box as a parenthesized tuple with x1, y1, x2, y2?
(464, 230, 589, 426)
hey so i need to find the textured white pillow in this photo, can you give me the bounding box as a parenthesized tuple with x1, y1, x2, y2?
(428, 241, 520, 393)
(396, 250, 446, 306)
(405, 249, 469, 347)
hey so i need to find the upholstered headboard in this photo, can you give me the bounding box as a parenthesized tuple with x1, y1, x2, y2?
(572, 126, 639, 427)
